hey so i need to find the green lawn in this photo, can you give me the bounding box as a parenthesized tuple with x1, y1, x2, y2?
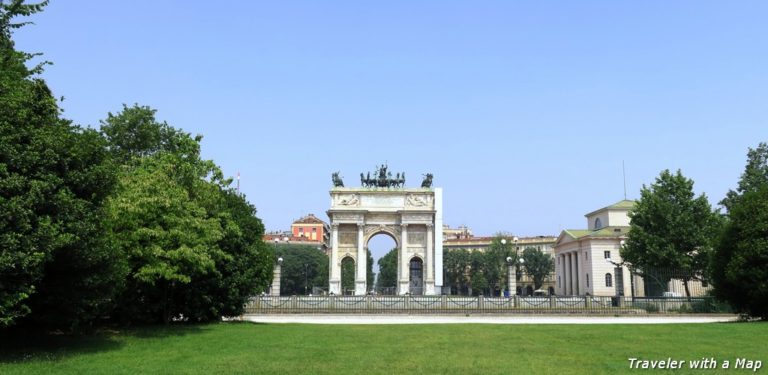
(1, 322, 765, 374)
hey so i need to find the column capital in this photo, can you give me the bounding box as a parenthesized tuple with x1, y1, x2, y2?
(331, 222, 340, 229)
(400, 223, 409, 229)
(426, 223, 434, 229)
(356, 221, 365, 228)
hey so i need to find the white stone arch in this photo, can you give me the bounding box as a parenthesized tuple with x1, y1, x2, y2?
(327, 186, 443, 295)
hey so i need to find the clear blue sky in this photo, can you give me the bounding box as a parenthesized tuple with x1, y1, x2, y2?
(13, 2, 768, 253)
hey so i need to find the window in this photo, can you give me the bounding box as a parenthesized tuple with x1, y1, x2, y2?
(604, 251, 611, 259)
(605, 273, 613, 287)
(586, 273, 590, 288)
(312, 227, 317, 233)
(299, 228, 304, 233)
(595, 217, 603, 229)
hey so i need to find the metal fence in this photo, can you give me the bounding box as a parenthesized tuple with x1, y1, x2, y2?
(244, 295, 730, 315)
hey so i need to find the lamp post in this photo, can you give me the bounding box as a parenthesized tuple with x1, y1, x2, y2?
(304, 263, 309, 295)
(518, 257, 525, 295)
(619, 240, 635, 302)
(506, 256, 514, 298)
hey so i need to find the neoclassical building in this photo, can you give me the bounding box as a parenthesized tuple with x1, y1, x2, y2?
(553, 200, 639, 297)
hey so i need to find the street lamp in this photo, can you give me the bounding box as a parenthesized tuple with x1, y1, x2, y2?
(518, 258, 525, 295)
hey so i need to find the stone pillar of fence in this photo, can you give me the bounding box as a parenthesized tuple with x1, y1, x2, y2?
(291, 295, 297, 309)
(441, 294, 447, 310)
(585, 296, 592, 309)
(270, 262, 282, 296)
(513, 295, 519, 308)
(550, 294, 556, 308)
(478, 295, 484, 310)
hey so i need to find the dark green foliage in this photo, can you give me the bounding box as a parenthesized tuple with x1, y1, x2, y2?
(521, 247, 554, 290)
(103, 106, 272, 323)
(341, 257, 354, 294)
(376, 248, 397, 290)
(276, 245, 327, 295)
(1, 0, 125, 330)
(100, 104, 191, 164)
(720, 142, 768, 212)
(443, 248, 470, 294)
(622, 170, 722, 298)
(366, 249, 374, 289)
(712, 185, 768, 319)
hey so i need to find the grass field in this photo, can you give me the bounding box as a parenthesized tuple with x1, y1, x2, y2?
(1, 321, 765, 374)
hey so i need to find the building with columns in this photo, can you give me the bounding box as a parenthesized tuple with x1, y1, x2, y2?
(553, 200, 638, 297)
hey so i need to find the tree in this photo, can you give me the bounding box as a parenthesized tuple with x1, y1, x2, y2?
(621, 169, 722, 299)
(103, 105, 273, 323)
(341, 257, 355, 294)
(521, 247, 554, 290)
(443, 249, 470, 295)
(376, 248, 398, 292)
(100, 104, 190, 164)
(484, 236, 516, 296)
(1, 0, 126, 331)
(175, 189, 274, 319)
(367, 249, 374, 291)
(720, 142, 768, 212)
(276, 245, 327, 295)
(469, 250, 488, 296)
(106, 154, 224, 324)
(711, 144, 768, 319)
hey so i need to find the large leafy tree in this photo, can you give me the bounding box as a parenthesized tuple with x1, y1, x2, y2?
(443, 249, 470, 295)
(521, 247, 554, 290)
(720, 142, 768, 212)
(1, 0, 125, 330)
(276, 244, 327, 295)
(375, 248, 397, 292)
(622, 169, 722, 299)
(711, 144, 768, 319)
(483, 236, 516, 296)
(103, 106, 272, 323)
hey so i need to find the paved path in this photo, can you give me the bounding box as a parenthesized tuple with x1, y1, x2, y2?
(239, 314, 737, 325)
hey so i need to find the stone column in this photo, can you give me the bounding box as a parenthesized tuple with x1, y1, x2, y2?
(574, 252, 580, 295)
(398, 223, 409, 295)
(508, 262, 516, 296)
(425, 223, 435, 295)
(565, 253, 572, 295)
(329, 223, 340, 295)
(570, 252, 578, 296)
(270, 260, 282, 296)
(355, 222, 366, 295)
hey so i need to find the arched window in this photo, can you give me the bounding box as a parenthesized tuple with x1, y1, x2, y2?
(605, 273, 613, 287)
(595, 218, 603, 229)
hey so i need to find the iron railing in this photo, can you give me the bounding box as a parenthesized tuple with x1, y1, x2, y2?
(243, 295, 730, 315)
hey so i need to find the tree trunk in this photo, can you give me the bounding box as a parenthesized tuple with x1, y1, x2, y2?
(683, 278, 692, 302)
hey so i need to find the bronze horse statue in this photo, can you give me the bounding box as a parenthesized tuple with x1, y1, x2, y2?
(421, 173, 433, 188)
(332, 172, 344, 187)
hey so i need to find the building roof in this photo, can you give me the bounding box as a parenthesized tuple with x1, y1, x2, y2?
(292, 214, 327, 225)
(584, 199, 635, 218)
(561, 226, 628, 241)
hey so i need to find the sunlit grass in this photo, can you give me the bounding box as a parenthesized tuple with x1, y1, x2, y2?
(1, 322, 765, 374)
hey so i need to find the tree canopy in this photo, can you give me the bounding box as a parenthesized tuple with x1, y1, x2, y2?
(1, 0, 125, 330)
(712, 143, 768, 319)
(276, 244, 328, 295)
(622, 169, 722, 298)
(521, 247, 554, 290)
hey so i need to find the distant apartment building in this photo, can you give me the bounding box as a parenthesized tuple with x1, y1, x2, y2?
(263, 214, 330, 251)
(442, 224, 558, 295)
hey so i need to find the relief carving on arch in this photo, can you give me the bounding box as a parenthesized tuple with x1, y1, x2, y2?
(405, 194, 431, 207)
(336, 194, 360, 206)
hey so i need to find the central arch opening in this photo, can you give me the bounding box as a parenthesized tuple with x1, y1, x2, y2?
(340, 256, 355, 295)
(368, 232, 397, 295)
(409, 257, 424, 295)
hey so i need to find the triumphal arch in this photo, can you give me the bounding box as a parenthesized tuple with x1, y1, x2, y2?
(327, 165, 443, 296)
